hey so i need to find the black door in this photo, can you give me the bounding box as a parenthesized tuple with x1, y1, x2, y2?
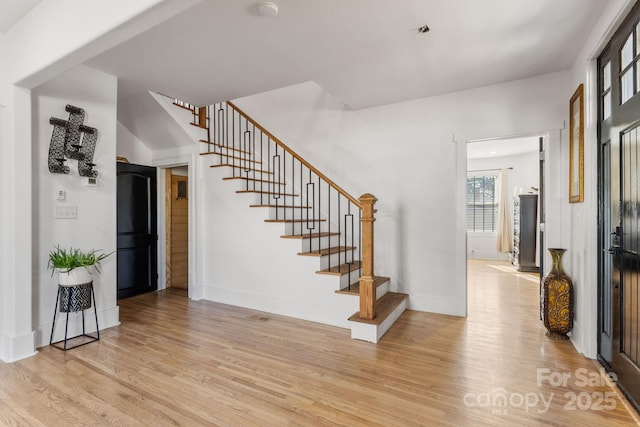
(598, 1, 640, 408)
(117, 162, 157, 299)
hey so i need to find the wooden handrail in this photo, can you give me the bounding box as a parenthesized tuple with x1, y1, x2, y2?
(227, 101, 362, 209)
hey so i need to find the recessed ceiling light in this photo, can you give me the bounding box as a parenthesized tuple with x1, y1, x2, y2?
(490, 151, 497, 154)
(418, 25, 430, 34)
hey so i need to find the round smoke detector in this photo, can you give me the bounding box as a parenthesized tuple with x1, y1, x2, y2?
(258, 2, 279, 18)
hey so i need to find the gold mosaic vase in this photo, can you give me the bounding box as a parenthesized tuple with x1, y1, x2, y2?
(542, 248, 574, 340)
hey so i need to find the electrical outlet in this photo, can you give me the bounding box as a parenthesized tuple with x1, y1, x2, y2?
(55, 205, 77, 219)
(378, 207, 391, 217)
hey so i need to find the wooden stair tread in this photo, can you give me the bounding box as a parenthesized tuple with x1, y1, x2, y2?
(250, 204, 311, 209)
(298, 246, 356, 257)
(223, 177, 284, 185)
(190, 122, 208, 129)
(200, 140, 251, 155)
(335, 276, 390, 295)
(280, 232, 341, 239)
(265, 218, 326, 223)
(237, 190, 298, 197)
(201, 152, 261, 164)
(348, 292, 408, 325)
(211, 164, 273, 174)
(316, 261, 361, 276)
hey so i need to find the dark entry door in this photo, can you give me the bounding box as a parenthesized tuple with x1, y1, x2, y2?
(598, 1, 640, 408)
(117, 162, 157, 299)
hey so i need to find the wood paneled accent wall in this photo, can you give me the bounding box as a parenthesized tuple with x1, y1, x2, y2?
(166, 168, 189, 288)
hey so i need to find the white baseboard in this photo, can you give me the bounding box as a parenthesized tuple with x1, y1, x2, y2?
(189, 284, 204, 300)
(202, 285, 355, 330)
(0, 330, 37, 363)
(407, 293, 466, 317)
(467, 252, 509, 260)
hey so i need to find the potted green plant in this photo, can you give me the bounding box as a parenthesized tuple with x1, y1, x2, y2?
(48, 246, 111, 287)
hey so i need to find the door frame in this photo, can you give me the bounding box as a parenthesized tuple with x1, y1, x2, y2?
(154, 151, 199, 299)
(460, 131, 557, 313)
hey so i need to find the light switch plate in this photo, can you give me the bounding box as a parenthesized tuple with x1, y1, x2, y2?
(55, 205, 77, 219)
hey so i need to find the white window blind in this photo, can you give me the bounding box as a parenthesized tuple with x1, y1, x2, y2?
(466, 174, 497, 232)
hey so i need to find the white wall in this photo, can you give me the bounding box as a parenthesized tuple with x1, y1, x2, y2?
(117, 121, 152, 165)
(467, 151, 539, 260)
(225, 72, 568, 318)
(31, 65, 119, 348)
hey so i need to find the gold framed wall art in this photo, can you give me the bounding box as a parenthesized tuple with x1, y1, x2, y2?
(569, 84, 584, 203)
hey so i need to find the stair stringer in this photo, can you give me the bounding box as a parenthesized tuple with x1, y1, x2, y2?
(150, 92, 208, 142)
(199, 164, 358, 329)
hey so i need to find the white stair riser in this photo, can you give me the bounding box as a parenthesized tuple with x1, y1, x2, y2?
(377, 281, 390, 299)
(282, 218, 360, 236)
(210, 153, 258, 164)
(300, 235, 341, 252)
(337, 279, 389, 298)
(317, 250, 355, 270)
(253, 192, 300, 205)
(215, 165, 274, 178)
(227, 179, 285, 192)
(338, 282, 360, 293)
(337, 281, 389, 301)
(267, 207, 311, 220)
(338, 269, 362, 289)
(284, 221, 326, 235)
(349, 298, 407, 343)
(208, 157, 262, 170)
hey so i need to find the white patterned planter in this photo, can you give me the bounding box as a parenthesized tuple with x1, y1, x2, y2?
(57, 267, 93, 287)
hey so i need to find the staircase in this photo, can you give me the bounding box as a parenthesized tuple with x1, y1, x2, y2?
(169, 97, 407, 343)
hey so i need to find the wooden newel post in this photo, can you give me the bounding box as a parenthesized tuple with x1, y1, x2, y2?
(359, 193, 377, 321)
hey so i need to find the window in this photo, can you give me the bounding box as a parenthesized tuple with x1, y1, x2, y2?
(620, 22, 640, 105)
(603, 61, 612, 120)
(466, 174, 497, 232)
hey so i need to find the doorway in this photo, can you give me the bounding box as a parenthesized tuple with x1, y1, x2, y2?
(466, 136, 544, 315)
(598, 1, 640, 407)
(165, 167, 189, 289)
(466, 137, 542, 264)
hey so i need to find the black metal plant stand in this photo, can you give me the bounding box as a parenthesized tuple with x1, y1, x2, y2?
(49, 282, 100, 350)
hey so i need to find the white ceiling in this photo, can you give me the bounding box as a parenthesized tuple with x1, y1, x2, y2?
(467, 136, 540, 160)
(0, 1, 608, 151)
(85, 0, 608, 110)
(0, 0, 42, 33)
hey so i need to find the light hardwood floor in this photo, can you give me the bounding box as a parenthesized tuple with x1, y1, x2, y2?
(1, 259, 638, 426)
